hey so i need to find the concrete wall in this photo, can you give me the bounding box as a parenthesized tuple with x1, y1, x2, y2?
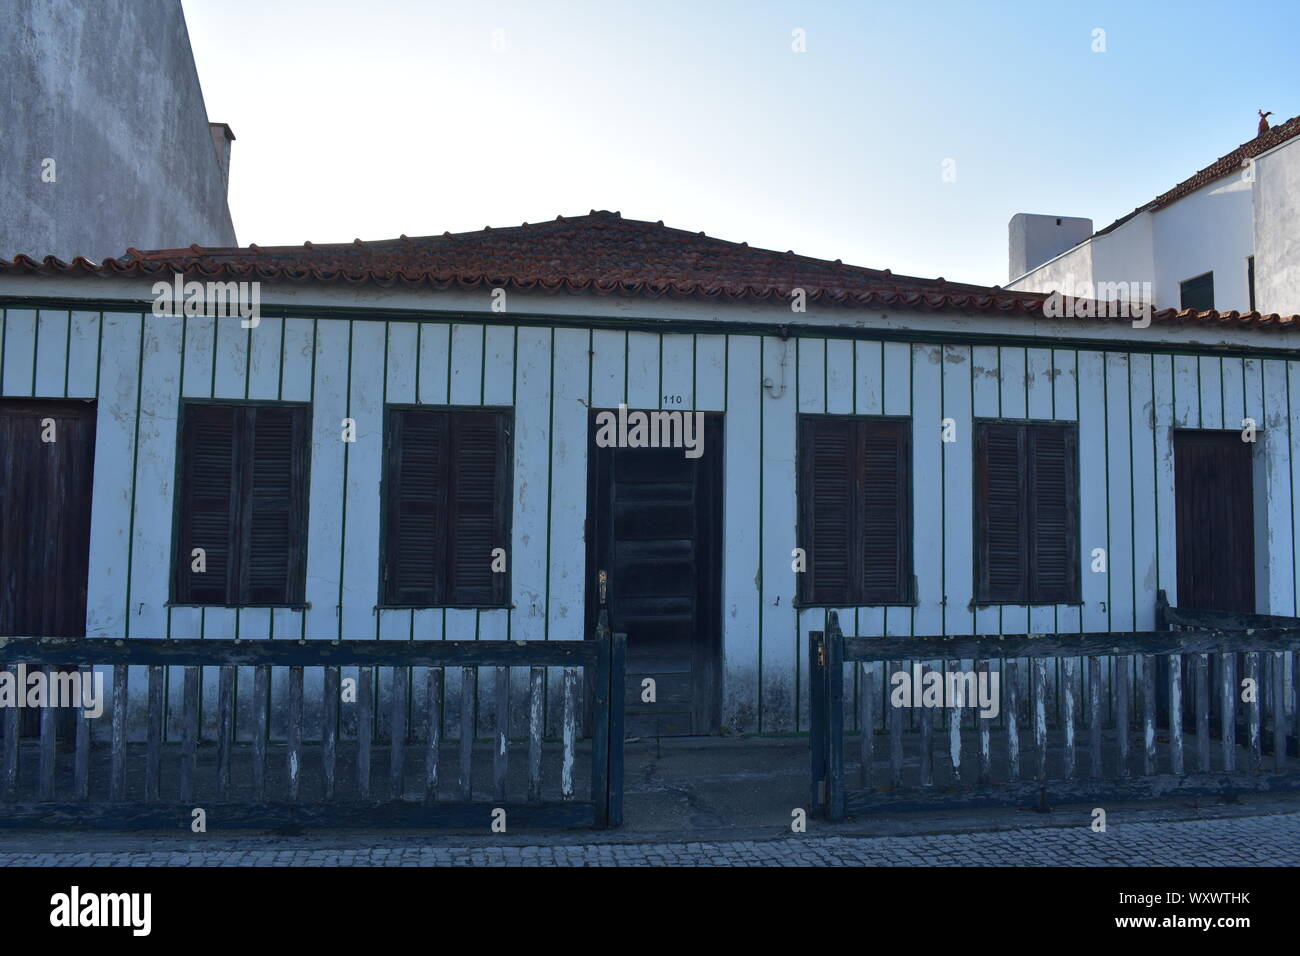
(4, 281, 1300, 736)
(1255, 139, 1300, 317)
(1, 0, 236, 263)
(1150, 175, 1255, 312)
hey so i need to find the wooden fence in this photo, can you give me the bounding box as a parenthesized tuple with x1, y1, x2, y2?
(0, 622, 626, 830)
(809, 594, 1300, 819)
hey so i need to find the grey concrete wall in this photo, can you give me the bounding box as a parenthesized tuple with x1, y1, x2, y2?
(1008, 213, 1093, 282)
(1, 0, 236, 262)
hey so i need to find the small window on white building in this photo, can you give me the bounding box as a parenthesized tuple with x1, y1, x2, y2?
(1180, 272, 1214, 312)
(1247, 256, 1256, 312)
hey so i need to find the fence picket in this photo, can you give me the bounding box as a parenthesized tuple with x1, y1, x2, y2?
(1168, 653, 1184, 775)
(459, 666, 476, 801)
(1220, 652, 1236, 772)
(216, 665, 234, 800)
(74, 665, 92, 801)
(1196, 654, 1211, 772)
(528, 666, 544, 802)
(494, 666, 509, 803)
(561, 667, 577, 800)
(1005, 659, 1020, 782)
(253, 664, 270, 800)
(425, 667, 443, 802)
(390, 665, 407, 799)
(288, 665, 304, 802)
(1246, 652, 1262, 771)
(38, 668, 55, 800)
(110, 664, 127, 801)
(357, 666, 373, 800)
(859, 662, 875, 787)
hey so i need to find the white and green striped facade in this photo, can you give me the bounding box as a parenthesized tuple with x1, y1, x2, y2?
(3, 273, 1300, 733)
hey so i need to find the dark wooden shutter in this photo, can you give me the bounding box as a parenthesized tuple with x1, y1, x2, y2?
(175, 403, 307, 605)
(976, 423, 1027, 603)
(178, 404, 239, 604)
(977, 421, 1079, 604)
(801, 418, 853, 603)
(385, 409, 448, 605)
(244, 407, 307, 604)
(1026, 424, 1077, 603)
(800, 416, 910, 604)
(861, 421, 910, 603)
(445, 411, 510, 605)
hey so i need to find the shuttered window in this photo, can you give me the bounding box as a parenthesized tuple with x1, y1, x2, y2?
(383, 408, 511, 607)
(975, 421, 1079, 605)
(798, 416, 911, 605)
(173, 403, 309, 605)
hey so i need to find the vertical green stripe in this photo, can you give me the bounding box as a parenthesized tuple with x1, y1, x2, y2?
(62, 311, 72, 397)
(276, 317, 286, 401)
(30, 310, 40, 396)
(337, 320, 354, 639)
(123, 315, 147, 638)
(757, 336, 765, 730)
(414, 322, 422, 402)
(1102, 353, 1112, 632)
(480, 323, 488, 406)
(94, 311, 104, 399)
(543, 328, 555, 640)
(1127, 355, 1136, 629)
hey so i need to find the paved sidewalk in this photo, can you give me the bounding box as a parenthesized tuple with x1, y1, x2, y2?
(3, 811, 1297, 866)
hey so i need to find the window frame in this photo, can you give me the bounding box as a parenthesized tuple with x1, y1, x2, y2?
(972, 417, 1082, 607)
(795, 413, 915, 608)
(1179, 271, 1215, 312)
(168, 398, 313, 609)
(378, 403, 514, 609)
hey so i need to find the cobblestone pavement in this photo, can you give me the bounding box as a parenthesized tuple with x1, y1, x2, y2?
(2, 812, 1297, 866)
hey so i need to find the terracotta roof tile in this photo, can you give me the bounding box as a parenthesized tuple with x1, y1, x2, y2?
(2, 211, 1296, 330)
(1095, 114, 1300, 237)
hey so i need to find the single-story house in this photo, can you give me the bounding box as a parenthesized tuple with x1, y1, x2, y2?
(3, 210, 1299, 736)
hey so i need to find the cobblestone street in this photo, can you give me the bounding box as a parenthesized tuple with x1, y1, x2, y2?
(3, 811, 1297, 866)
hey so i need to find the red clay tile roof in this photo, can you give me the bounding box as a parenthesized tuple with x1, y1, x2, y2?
(2, 211, 1297, 329)
(1095, 114, 1300, 237)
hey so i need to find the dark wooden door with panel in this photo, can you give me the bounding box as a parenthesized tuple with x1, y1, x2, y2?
(587, 413, 722, 737)
(1174, 429, 1255, 612)
(0, 399, 97, 737)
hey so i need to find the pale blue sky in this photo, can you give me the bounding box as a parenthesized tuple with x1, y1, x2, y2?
(183, 0, 1299, 286)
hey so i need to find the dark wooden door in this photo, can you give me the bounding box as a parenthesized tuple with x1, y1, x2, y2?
(1174, 430, 1254, 612)
(587, 414, 722, 736)
(0, 400, 97, 737)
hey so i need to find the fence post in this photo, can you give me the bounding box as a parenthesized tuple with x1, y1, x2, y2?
(592, 611, 611, 828)
(808, 629, 827, 817)
(609, 630, 627, 828)
(826, 613, 845, 821)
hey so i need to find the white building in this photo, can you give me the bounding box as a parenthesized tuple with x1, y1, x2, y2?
(1007, 116, 1300, 318)
(3, 212, 1300, 737)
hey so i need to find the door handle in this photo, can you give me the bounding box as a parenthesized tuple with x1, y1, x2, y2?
(598, 569, 608, 605)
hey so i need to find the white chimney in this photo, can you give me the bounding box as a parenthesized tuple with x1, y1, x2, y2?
(1008, 213, 1092, 281)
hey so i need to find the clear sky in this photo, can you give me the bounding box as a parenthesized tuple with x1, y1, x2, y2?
(182, 0, 1300, 287)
